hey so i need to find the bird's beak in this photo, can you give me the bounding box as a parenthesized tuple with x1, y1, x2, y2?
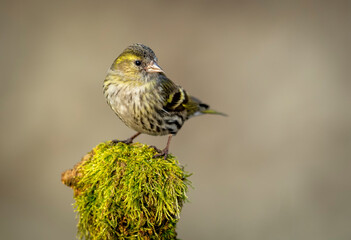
(146, 61, 164, 73)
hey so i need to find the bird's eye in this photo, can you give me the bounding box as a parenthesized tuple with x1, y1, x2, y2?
(135, 60, 141, 66)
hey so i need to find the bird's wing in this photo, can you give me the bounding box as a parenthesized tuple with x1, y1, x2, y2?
(159, 76, 226, 117)
(163, 85, 209, 117)
(163, 86, 190, 112)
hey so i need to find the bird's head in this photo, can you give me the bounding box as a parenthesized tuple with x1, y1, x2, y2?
(110, 43, 164, 82)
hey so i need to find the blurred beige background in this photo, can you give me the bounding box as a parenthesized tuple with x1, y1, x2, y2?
(1, 0, 350, 239)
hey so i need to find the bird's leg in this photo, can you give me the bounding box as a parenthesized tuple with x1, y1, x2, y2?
(153, 134, 173, 160)
(112, 132, 141, 145)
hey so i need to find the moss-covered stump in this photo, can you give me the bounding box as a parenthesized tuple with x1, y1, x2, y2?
(61, 141, 191, 240)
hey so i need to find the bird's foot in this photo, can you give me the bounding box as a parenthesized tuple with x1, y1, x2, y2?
(153, 147, 169, 160)
(148, 145, 162, 153)
(111, 132, 141, 145)
(111, 138, 133, 145)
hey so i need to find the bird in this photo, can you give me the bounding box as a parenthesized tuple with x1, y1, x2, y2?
(103, 43, 225, 159)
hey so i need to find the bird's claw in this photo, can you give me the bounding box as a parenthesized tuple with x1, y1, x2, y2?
(148, 145, 162, 153)
(149, 145, 168, 159)
(111, 132, 141, 145)
(153, 148, 169, 160)
(111, 138, 133, 145)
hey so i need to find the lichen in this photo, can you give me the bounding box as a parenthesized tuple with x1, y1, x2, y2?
(62, 141, 191, 240)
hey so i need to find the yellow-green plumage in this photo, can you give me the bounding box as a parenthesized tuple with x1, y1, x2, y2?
(103, 43, 224, 158)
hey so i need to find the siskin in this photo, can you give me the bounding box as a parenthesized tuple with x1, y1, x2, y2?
(103, 43, 225, 159)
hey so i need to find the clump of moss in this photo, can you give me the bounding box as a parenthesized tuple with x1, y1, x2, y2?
(62, 141, 191, 240)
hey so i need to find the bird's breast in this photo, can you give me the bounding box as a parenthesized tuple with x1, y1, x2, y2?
(104, 82, 187, 136)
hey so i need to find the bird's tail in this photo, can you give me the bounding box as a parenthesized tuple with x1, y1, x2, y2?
(198, 103, 227, 116)
(187, 96, 227, 117)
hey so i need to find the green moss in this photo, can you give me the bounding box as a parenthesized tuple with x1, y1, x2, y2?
(72, 141, 191, 240)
